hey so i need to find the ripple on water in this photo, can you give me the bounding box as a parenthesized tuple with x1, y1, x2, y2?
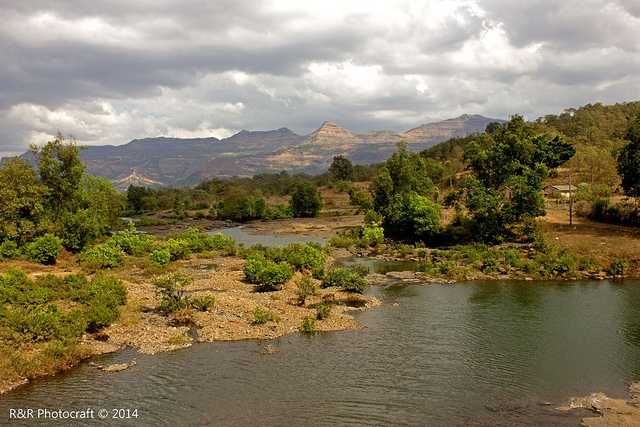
(2, 280, 640, 426)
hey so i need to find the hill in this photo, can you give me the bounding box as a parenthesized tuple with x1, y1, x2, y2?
(3, 114, 503, 188)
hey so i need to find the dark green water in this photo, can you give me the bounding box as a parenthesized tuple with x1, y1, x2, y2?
(3, 280, 640, 426)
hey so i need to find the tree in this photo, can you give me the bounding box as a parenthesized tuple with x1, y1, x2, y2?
(449, 115, 575, 242)
(31, 136, 85, 217)
(0, 159, 46, 244)
(290, 183, 322, 217)
(617, 115, 640, 201)
(328, 155, 353, 181)
(371, 144, 441, 241)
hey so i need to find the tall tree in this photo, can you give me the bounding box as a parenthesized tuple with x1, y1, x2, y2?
(617, 115, 640, 201)
(31, 136, 85, 216)
(328, 155, 354, 181)
(0, 159, 46, 244)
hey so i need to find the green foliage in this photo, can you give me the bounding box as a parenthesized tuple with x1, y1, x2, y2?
(0, 240, 20, 260)
(617, 115, 640, 199)
(26, 234, 63, 264)
(244, 243, 326, 278)
(361, 226, 384, 247)
(153, 272, 193, 314)
(149, 248, 171, 268)
(300, 316, 317, 333)
(329, 155, 354, 181)
(371, 144, 442, 242)
(608, 258, 629, 277)
(0, 159, 46, 245)
(32, 137, 85, 216)
(588, 198, 640, 227)
(252, 306, 278, 325)
(217, 192, 267, 222)
(295, 275, 317, 305)
(163, 238, 192, 261)
(447, 116, 575, 242)
(79, 242, 123, 269)
(322, 267, 368, 293)
(348, 188, 372, 211)
(290, 183, 322, 218)
(315, 303, 331, 320)
(107, 223, 156, 256)
(243, 256, 293, 291)
(191, 294, 216, 312)
(265, 204, 293, 220)
(0, 269, 126, 341)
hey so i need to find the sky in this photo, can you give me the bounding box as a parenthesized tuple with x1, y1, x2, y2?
(1, 0, 639, 157)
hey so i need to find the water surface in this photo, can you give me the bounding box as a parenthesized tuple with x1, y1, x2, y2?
(3, 280, 640, 426)
(209, 226, 327, 247)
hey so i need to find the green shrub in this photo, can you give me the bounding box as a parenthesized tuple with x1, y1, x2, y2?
(578, 257, 600, 272)
(163, 238, 192, 261)
(149, 248, 171, 268)
(252, 306, 278, 325)
(315, 303, 331, 320)
(79, 243, 123, 269)
(328, 234, 353, 249)
(266, 204, 293, 220)
(0, 240, 20, 260)
(243, 256, 293, 291)
(361, 226, 384, 247)
(300, 316, 317, 333)
(321, 267, 368, 293)
(84, 274, 127, 331)
(26, 234, 63, 264)
(108, 226, 155, 256)
(191, 294, 216, 312)
(278, 244, 326, 277)
(206, 233, 236, 252)
(295, 275, 317, 305)
(290, 183, 322, 218)
(153, 272, 192, 314)
(608, 258, 629, 277)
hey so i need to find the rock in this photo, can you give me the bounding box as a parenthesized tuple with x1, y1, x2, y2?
(101, 361, 137, 373)
(261, 344, 279, 355)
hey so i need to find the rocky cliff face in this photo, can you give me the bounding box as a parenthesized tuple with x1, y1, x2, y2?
(6, 114, 504, 188)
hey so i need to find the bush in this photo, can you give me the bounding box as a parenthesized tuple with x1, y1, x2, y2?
(265, 204, 293, 220)
(279, 244, 326, 277)
(108, 226, 155, 256)
(243, 256, 293, 292)
(149, 248, 171, 268)
(217, 193, 266, 222)
(608, 258, 629, 277)
(59, 209, 102, 252)
(191, 294, 216, 312)
(321, 267, 368, 293)
(295, 275, 317, 305)
(300, 316, 317, 333)
(84, 274, 127, 331)
(79, 243, 123, 269)
(361, 226, 384, 247)
(252, 306, 278, 325)
(315, 303, 331, 320)
(163, 238, 192, 261)
(153, 272, 192, 314)
(26, 234, 63, 264)
(0, 240, 20, 260)
(290, 183, 322, 218)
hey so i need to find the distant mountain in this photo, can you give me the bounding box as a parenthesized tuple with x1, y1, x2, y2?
(4, 114, 503, 188)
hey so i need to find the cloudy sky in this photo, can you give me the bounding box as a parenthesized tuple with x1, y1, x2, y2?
(1, 0, 639, 157)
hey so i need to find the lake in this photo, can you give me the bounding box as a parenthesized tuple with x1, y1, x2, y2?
(3, 279, 640, 425)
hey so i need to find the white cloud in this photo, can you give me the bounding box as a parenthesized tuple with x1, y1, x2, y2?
(0, 0, 639, 155)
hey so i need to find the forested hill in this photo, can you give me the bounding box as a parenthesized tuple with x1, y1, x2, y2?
(421, 101, 640, 188)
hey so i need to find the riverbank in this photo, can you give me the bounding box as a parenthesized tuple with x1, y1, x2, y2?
(558, 382, 640, 426)
(0, 250, 379, 395)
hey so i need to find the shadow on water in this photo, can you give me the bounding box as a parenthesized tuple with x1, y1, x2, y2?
(3, 280, 640, 426)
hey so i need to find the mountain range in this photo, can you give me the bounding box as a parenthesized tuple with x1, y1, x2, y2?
(7, 114, 503, 188)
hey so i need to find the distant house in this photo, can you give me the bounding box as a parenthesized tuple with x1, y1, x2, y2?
(543, 184, 577, 198)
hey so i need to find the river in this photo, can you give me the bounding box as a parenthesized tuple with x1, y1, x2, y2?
(3, 279, 640, 426)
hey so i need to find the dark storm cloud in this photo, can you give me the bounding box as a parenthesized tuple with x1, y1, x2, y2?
(0, 0, 639, 154)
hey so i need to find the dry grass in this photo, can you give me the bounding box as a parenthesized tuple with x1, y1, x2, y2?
(542, 204, 640, 274)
